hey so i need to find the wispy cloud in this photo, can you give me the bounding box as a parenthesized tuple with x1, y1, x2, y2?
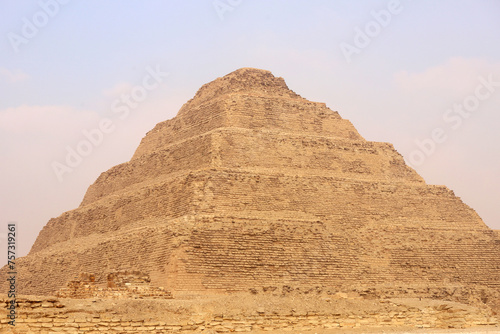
(0, 105, 99, 137)
(102, 82, 134, 99)
(0, 68, 30, 83)
(393, 57, 500, 96)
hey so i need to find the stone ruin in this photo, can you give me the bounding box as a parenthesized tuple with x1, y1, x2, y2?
(0, 68, 499, 332)
(56, 271, 172, 299)
(106, 270, 150, 288)
(2, 67, 499, 301)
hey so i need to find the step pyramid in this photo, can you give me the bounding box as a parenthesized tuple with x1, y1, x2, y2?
(5, 68, 499, 299)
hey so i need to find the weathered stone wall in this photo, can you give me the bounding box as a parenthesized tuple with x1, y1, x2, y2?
(224, 95, 360, 139)
(177, 67, 302, 112)
(29, 165, 486, 257)
(9, 223, 179, 295)
(55, 271, 173, 299)
(212, 129, 421, 181)
(131, 98, 229, 160)
(132, 71, 363, 160)
(81, 128, 422, 206)
(81, 131, 216, 205)
(2, 67, 499, 311)
(11, 213, 499, 297)
(177, 218, 500, 292)
(29, 173, 199, 254)
(0, 294, 497, 333)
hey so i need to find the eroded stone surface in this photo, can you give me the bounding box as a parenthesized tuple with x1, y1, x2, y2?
(55, 271, 173, 299)
(0, 293, 497, 333)
(1, 68, 499, 330)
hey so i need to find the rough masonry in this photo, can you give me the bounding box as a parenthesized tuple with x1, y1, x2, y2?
(1, 68, 499, 317)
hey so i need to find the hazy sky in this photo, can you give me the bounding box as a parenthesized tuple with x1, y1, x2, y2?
(1, 0, 499, 261)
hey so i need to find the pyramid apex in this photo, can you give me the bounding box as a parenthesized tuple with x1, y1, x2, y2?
(178, 67, 302, 114)
(228, 67, 273, 74)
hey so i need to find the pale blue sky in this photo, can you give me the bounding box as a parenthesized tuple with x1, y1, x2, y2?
(1, 0, 499, 259)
